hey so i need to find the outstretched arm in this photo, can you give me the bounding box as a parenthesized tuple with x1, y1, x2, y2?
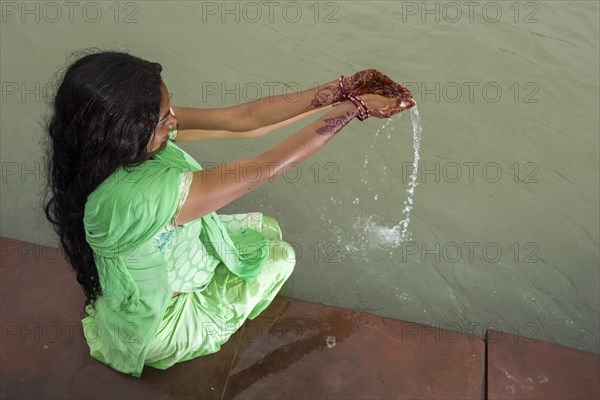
(173, 107, 325, 142)
(171, 78, 341, 133)
(171, 69, 413, 138)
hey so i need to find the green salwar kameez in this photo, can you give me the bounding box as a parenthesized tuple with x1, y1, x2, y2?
(81, 128, 295, 377)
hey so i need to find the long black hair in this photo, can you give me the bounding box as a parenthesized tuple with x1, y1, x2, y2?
(43, 49, 164, 309)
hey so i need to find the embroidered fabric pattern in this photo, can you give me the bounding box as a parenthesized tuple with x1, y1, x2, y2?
(246, 212, 263, 230)
(218, 212, 263, 233)
(155, 225, 177, 254)
(154, 171, 194, 254)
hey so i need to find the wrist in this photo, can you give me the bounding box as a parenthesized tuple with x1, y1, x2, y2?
(308, 78, 345, 110)
(335, 93, 370, 122)
(328, 75, 370, 121)
(335, 101, 362, 122)
(316, 102, 359, 136)
(346, 94, 370, 121)
(331, 75, 349, 106)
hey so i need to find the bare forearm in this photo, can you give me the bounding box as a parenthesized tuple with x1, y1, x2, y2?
(174, 107, 324, 142)
(254, 102, 357, 176)
(219, 101, 358, 194)
(237, 78, 342, 131)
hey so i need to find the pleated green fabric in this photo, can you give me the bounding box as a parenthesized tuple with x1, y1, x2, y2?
(81, 137, 294, 378)
(144, 215, 295, 370)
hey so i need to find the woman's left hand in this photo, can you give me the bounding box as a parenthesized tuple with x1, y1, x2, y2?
(334, 69, 415, 108)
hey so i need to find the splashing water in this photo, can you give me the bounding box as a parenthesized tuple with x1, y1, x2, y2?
(398, 103, 422, 242)
(361, 117, 395, 189)
(354, 103, 423, 248)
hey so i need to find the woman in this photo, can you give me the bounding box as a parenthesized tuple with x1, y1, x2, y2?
(43, 50, 414, 377)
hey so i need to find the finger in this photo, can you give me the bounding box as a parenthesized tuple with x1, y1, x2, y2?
(378, 73, 395, 87)
(398, 92, 416, 108)
(375, 86, 402, 98)
(394, 83, 413, 99)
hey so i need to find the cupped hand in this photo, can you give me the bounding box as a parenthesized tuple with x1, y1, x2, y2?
(340, 69, 414, 105)
(359, 93, 414, 119)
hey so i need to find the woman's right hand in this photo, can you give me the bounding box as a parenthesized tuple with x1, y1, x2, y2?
(359, 93, 415, 119)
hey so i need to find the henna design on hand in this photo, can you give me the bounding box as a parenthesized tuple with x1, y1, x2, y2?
(335, 69, 414, 105)
(316, 111, 357, 136)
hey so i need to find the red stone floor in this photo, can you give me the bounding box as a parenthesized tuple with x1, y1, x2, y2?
(1, 236, 598, 399)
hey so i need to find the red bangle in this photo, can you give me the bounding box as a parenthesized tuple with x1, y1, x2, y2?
(339, 75, 349, 99)
(347, 95, 365, 120)
(332, 75, 349, 107)
(348, 93, 370, 121)
(333, 74, 370, 121)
